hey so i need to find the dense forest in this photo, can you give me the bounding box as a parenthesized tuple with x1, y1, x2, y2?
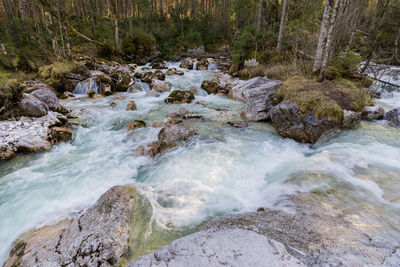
(1, 0, 399, 75)
(2, 1, 400, 266)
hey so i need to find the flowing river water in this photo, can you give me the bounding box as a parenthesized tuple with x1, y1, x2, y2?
(1, 62, 400, 264)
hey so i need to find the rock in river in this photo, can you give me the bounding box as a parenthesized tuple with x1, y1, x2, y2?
(361, 106, 385, 121)
(136, 125, 197, 157)
(384, 107, 400, 126)
(269, 102, 339, 144)
(4, 186, 149, 267)
(165, 90, 194, 104)
(18, 93, 48, 117)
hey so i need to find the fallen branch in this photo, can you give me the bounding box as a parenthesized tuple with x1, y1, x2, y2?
(370, 76, 400, 88)
(295, 48, 315, 60)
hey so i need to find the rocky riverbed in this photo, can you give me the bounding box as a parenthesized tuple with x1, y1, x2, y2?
(1, 61, 400, 266)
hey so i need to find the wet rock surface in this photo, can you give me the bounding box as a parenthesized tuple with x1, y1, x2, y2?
(150, 79, 171, 92)
(128, 191, 400, 267)
(0, 111, 74, 160)
(269, 102, 339, 144)
(128, 228, 304, 267)
(384, 107, 400, 126)
(179, 57, 194, 69)
(164, 90, 195, 104)
(4, 186, 144, 267)
(126, 120, 147, 131)
(342, 110, 361, 128)
(362, 106, 385, 121)
(136, 125, 197, 157)
(228, 77, 281, 102)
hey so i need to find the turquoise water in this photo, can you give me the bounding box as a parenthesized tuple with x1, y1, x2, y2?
(1, 63, 400, 264)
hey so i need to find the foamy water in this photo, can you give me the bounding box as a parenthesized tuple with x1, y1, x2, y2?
(1, 63, 400, 263)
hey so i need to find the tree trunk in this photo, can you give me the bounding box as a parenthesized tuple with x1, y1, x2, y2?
(318, 0, 341, 82)
(128, 0, 134, 37)
(111, 0, 121, 53)
(256, 0, 263, 31)
(277, 0, 288, 54)
(313, 0, 333, 73)
(1, 42, 7, 55)
(2, 0, 21, 48)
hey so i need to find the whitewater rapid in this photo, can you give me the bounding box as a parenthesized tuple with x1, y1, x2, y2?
(0, 62, 400, 264)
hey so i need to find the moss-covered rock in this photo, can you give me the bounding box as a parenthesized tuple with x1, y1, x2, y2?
(165, 90, 194, 104)
(269, 77, 373, 143)
(274, 77, 373, 122)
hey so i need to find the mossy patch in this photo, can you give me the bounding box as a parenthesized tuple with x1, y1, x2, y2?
(275, 77, 373, 121)
(0, 78, 21, 108)
(239, 64, 297, 80)
(38, 60, 85, 80)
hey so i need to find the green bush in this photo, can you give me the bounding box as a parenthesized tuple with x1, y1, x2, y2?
(331, 51, 362, 74)
(12, 53, 37, 73)
(122, 28, 156, 56)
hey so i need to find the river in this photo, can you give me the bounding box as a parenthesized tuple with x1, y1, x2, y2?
(0, 62, 400, 264)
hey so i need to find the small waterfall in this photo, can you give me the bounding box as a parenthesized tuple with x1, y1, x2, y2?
(193, 62, 197, 70)
(73, 78, 99, 95)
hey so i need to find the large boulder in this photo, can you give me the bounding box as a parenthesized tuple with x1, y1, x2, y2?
(4, 186, 148, 267)
(228, 77, 281, 102)
(18, 93, 48, 117)
(269, 102, 339, 144)
(201, 77, 222, 94)
(156, 125, 197, 154)
(128, 228, 303, 267)
(165, 90, 194, 104)
(113, 72, 135, 92)
(242, 89, 276, 122)
(384, 108, 400, 126)
(30, 87, 67, 113)
(180, 58, 194, 69)
(16, 135, 51, 152)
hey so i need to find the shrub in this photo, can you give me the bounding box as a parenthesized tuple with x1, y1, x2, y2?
(122, 28, 156, 57)
(12, 53, 37, 73)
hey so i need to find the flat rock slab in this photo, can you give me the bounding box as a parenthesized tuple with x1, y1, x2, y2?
(128, 228, 304, 267)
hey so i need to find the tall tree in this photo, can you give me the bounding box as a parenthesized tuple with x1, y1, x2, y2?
(318, 0, 341, 82)
(313, 0, 333, 73)
(277, 0, 288, 54)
